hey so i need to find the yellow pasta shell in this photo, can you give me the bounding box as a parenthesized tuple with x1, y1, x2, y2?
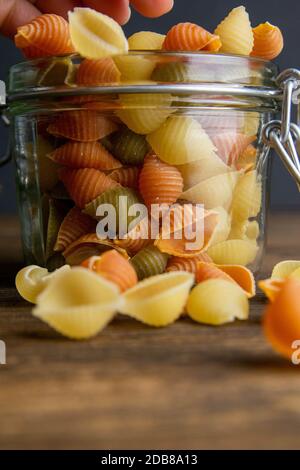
(229, 219, 260, 242)
(178, 154, 230, 191)
(243, 113, 260, 136)
(207, 239, 258, 266)
(181, 171, 240, 210)
(147, 116, 216, 165)
(231, 170, 262, 222)
(128, 31, 165, 50)
(271, 260, 300, 279)
(114, 56, 155, 81)
(69, 8, 128, 59)
(116, 94, 173, 134)
(208, 207, 232, 247)
(33, 267, 122, 339)
(187, 279, 249, 326)
(121, 272, 194, 327)
(215, 6, 254, 56)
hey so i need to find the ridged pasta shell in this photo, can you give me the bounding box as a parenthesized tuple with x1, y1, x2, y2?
(68, 8, 128, 59)
(211, 133, 256, 166)
(207, 239, 258, 266)
(258, 278, 284, 302)
(111, 129, 150, 165)
(214, 6, 254, 55)
(116, 94, 173, 134)
(109, 167, 140, 189)
(76, 58, 121, 85)
(45, 199, 67, 260)
(15, 14, 75, 56)
(229, 219, 260, 242)
(163, 23, 221, 52)
(217, 264, 256, 298)
(187, 279, 249, 325)
(36, 136, 59, 193)
(181, 171, 240, 210)
(151, 61, 203, 83)
(130, 245, 169, 281)
(49, 141, 122, 171)
(38, 58, 76, 87)
(147, 116, 216, 165)
(128, 31, 165, 50)
(121, 272, 194, 327)
(81, 250, 137, 292)
(47, 111, 118, 142)
(113, 217, 151, 255)
(33, 268, 122, 339)
(237, 144, 257, 171)
(208, 207, 232, 247)
(251, 22, 284, 61)
(59, 167, 120, 209)
(114, 56, 156, 81)
(139, 153, 183, 209)
(231, 170, 262, 222)
(166, 253, 212, 274)
(271, 260, 300, 280)
(54, 207, 96, 252)
(178, 154, 230, 191)
(196, 262, 233, 284)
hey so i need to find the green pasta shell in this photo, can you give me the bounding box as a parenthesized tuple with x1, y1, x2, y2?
(151, 62, 200, 83)
(84, 187, 142, 238)
(45, 199, 69, 261)
(130, 245, 169, 281)
(38, 58, 77, 87)
(111, 128, 150, 165)
(46, 252, 66, 272)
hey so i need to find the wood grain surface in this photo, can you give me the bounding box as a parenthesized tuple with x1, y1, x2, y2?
(0, 212, 299, 450)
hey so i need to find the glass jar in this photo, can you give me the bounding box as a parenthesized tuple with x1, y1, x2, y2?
(2, 52, 297, 275)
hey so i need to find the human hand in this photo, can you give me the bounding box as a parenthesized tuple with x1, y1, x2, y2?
(0, 0, 174, 37)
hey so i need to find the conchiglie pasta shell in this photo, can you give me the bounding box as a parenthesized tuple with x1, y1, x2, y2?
(147, 116, 216, 165)
(114, 55, 156, 81)
(49, 141, 122, 171)
(38, 57, 76, 87)
(178, 154, 230, 191)
(207, 239, 258, 266)
(36, 136, 59, 193)
(166, 253, 212, 274)
(187, 279, 249, 325)
(109, 167, 140, 189)
(211, 132, 256, 166)
(258, 278, 284, 302)
(163, 23, 221, 52)
(231, 170, 262, 222)
(111, 129, 150, 165)
(54, 207, 96, 252)
(116, 94, 173, 134)
(229, 219, 260, 242)
(114, 217, 151, 255)
(208, 207, 231, 246)
(33, 268, 121, 339)
(271, 260, 300, 280)
(68, 8, 128, 59)
(121, 272, 194, 327)
(47, 111, 117, 142)
(76, 58, 121, 85)
(130, 245, 169, 281)
(214, 6, 254, 56)
(196, 262, 233, 285)
(251, 22, 284, 61)
(216, 264, 256, 298)
(128, 31, 165, 50)
(181, 171, 240, 210)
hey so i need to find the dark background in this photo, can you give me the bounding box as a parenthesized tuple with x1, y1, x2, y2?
(0, 0, 300, 214)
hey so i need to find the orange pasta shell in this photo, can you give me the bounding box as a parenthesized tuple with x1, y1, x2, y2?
(163, 22, 222, 52)
(196, 262, 234, 284)
(251, 22, 284, 61)
(54, 207, 96, 252)
(114, 217, 151, 255)
(110, 167, 140, 189)
(59, 167, 120, 209)
(211, 133, 256, 166)
(166, 253, 213, 274)
(49, 141, 122, 171)
(76, 58, 121, 85)
(47, 111, 118, 142)
(138, 153, 183, 209)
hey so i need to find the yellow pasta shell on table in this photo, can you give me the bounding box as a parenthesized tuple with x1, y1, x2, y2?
(121, 272, 194, 327)
(114, 56, 156, 82)
(147, 116, 216, 165)
(214, 6, 254, 56)
(231, 170, 262, 222)
(271, 260, 300, 280)
(116, 94, 173, 134)
(33, 268, 122, 339)
(208, 207, 232, 247)
(187, 279, 249, 326)
(15, 265, 70, 304)
(128, 31, 166, 50)
(181, 171, 240, 210)
(207, 239, 258, 266)
(68, 8, 128, 59)
(178, 154, 231, 191)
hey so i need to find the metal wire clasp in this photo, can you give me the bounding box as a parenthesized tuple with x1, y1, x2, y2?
(0, 81, 11, 167)
(263, 68, 300, 188)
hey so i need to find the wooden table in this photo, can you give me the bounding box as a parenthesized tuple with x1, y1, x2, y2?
(0, 212, 299, 450)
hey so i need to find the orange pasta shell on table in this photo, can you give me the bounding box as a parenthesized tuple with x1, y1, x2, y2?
(166, 253, 213, 274)
(211, 133, 256, 167)
(259, 278, 285, 303)
(47, 111, 118, 142)
(81, 250, 138, 293)
(138, 153, 183, 209)
(54, 207, 96, 252)
(76, 58, 121, 85)
(263, 279, 300, 360)
(251, 22, 284, 61)
(110, 167, 140, 189)
(163, 22, 222, 52)
(59, 168, 120, 209)
(15, 14, 75, 57)
(49, 142, 122, 171)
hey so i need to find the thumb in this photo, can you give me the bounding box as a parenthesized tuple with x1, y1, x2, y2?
(0, 0, 40, 37)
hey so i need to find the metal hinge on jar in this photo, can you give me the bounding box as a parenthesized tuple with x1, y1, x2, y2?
(263, 68, 300, 189)
(0, 80, 11, 167)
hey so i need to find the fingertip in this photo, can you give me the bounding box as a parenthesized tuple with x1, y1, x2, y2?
(130, 0, 174, 18)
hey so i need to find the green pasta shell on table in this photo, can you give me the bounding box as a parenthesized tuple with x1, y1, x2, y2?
(111, 128, 150, 165)
(130, 245, 169, 281)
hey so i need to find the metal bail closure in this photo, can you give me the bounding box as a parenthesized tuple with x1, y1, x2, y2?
(263, 68, 300, 189)
(0, 80, 11, 167)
